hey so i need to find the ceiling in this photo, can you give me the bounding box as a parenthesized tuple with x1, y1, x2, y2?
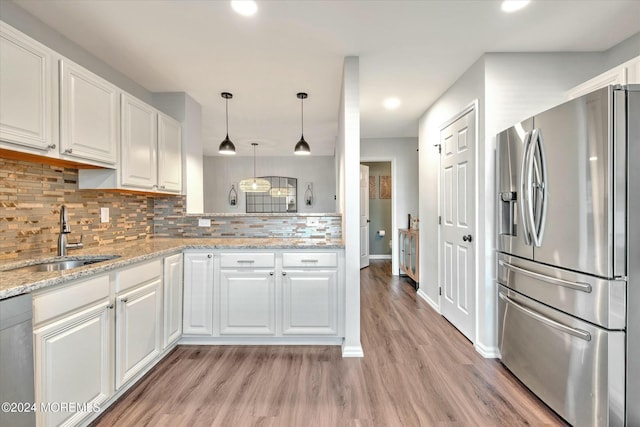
(11, 0, 640, 156)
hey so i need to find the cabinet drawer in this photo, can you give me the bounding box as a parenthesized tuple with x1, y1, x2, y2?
(219, 253, 275, 268)
(115, 259, 162, 293)
(34, 274, 110, 325)
(282, 252, 337, 268)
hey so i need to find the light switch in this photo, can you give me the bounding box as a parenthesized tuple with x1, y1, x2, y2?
(100, 207, 109, 223)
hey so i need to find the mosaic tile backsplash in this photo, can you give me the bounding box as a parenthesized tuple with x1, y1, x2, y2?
(0, 158, 153, 260)
(153, 196, 342, 239)
(0, 157, 342, 260)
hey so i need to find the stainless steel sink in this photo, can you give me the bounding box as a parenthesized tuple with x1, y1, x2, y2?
(4, 255, 121, 273)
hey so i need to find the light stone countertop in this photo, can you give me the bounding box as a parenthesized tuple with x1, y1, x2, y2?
(0, 237, 345, 300)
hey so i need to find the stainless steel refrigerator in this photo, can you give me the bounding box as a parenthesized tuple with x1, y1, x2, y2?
(496, 85, 639, 426)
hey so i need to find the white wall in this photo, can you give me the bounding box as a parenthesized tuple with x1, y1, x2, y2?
(340, 56, 363, 357)
(153, 92, 204, 213)
(202, 155, 335, 213)
(361, 137, 418, 273)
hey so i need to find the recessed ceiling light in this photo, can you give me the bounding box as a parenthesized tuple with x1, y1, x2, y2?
(231, 0, 258, 17)
(383, 97, 401, 110)
(501, 0, 530, 13)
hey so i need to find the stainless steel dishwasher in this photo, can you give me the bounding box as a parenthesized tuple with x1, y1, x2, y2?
(0, 293, 36, 427)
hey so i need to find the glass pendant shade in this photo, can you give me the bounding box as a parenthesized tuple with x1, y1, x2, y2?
(239, 142, 271, 193)
(218, 92, 236, 155)
(269, 187, 287, 197)
(239, 178, 271, 193)
(294, 92, 311, 155)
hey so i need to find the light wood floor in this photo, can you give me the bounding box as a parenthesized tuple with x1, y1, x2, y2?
(92, 260, 566, 426)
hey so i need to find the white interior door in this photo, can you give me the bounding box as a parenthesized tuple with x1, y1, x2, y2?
(440, 108, 475, 342)
(360, 164, 370, 269)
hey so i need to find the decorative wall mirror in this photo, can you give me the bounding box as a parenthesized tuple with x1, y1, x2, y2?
(246, 177, 297, 213)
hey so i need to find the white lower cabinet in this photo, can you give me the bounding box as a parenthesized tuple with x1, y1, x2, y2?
(115, 279, 162, 389)
(163, 253, 183, 347)
(34, 301, 112, 427)
(282, 269, 338, 335)
(183, 252, 214, 335)
(32, 255, 180, 427)
(220, 269, 276, 335)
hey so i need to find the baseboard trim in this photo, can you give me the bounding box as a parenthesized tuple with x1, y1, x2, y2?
(369, 255, 392, 260)
(341, 343, 364, 358)
(179, 336, 343, 346)
(417, 289, 440, 313)
(475, 342, 500, 359)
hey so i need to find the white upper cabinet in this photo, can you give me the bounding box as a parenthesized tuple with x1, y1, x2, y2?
(568, 55, 640, 100)
(0, 21, 56, 152)
(60, 59, 118, 165)
(121, 93, 158, 190)
(157, 112, 182, 193)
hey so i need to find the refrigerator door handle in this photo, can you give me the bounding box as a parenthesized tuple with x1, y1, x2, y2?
(498, 259, 592, 293)
(499, 292, 592, 341)
(531, 128, 548, 247)
(525, 131, 538, 246)
(519, 131, 533, 245)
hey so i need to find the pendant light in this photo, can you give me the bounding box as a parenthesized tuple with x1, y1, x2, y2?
(218, 92, 236, 155)
(239, 143, 271, 192)
(294, 92, 311, 155)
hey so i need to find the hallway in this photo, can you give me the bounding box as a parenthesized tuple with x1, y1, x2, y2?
(92, 260, 565, 426)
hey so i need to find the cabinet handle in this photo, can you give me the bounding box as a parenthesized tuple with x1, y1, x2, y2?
(64, 148, 73, 154)
(107, 304, 114, 310)
(120, 298, 128, 303)
(237, 260, 255, 264)
(270, 272, 274, 276)
(47, 144, 56, 150)
(282, 272, 287, 276)
(301, 259, 319, 263)
(207, 254, 213, 258)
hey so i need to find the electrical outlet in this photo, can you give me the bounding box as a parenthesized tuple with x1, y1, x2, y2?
(306, 217, 319, 226)
(100, 207, 109, 223)
(198, 218, 211, 227)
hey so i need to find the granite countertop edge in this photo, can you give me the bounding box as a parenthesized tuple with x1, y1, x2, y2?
(0, 237, 345, 300)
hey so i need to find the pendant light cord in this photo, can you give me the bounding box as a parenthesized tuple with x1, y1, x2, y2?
(225, 97, 229, 138)
(300, 97, 304, 137)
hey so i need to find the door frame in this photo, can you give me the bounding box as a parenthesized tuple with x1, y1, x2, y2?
(437, 100, 479, 343)
(360, 157, 397, 273)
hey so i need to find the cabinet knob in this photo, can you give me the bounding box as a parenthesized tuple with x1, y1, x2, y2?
(64, 148, 73, 154)
(269, 272, 274, 276)
(120, 298, 128, 303)
(47, 144, 56, 150)
(207, 254, 213, 258)
(107, 304, 114, 310)
(160, 185, 166, 189)
(282, 272, 287, 276)
(462, 234, 473, 242)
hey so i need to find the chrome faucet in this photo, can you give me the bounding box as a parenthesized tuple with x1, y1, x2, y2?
(57, 205, 83, 256)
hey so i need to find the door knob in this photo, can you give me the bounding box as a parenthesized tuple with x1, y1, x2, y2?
(462, 234, 473, 242)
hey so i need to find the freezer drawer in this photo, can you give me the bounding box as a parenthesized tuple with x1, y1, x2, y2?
(498, 285, 625, 427)
(498, 253, 626, 330)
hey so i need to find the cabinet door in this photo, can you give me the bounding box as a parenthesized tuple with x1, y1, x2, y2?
(34, 301, 112, 427)
(157, 113, 182, 193)
(60, 59, 118, 165)
(163, 253, 183, 348)
(220, 269, 275, 335)
(282, 270, 338, 335)
(121, 93, 157, 189)
(0, 22, 54, 151)
(183, 253, 214, 335)
(115, 279, 162, 389)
